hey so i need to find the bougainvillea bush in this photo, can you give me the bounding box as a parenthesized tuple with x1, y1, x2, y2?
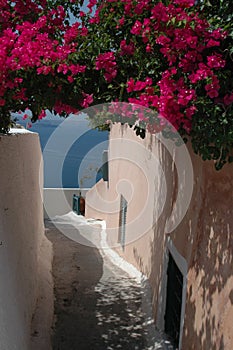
(0, 0, 232, 168)
(0, 0, 89, 132)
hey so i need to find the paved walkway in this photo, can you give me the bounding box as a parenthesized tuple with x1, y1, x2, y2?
(45, 215, 174, 350)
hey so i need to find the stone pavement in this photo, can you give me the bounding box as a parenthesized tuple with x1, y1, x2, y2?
(45, 215, 174, 350)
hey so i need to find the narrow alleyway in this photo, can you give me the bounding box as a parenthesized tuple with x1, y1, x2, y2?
(45, 215, 174, 350)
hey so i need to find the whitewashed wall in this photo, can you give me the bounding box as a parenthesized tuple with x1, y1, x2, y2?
(43, 188, 90, 219)
(0, 130, 44, 350)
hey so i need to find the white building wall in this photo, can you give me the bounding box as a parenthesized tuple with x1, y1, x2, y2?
(0, 130, 45, 350)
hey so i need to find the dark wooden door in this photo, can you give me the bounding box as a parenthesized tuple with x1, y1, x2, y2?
(164, 252, 183, 349)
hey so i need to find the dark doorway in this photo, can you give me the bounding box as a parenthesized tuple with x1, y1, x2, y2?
(164, 252, 183, 349)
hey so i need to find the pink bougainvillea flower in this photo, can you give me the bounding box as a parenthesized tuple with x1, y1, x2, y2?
(189, 63, 212, 83)
(206, 39, 220, 48)
(131, 20, 143, 35)
(178, 88, 196, 106)
(0, 99, 6, 106)
(156, 35, 171, 46)
(38, 110, 46, 120)
(67, 75, 73, 83)
(23, 114, 29, 120)
(69, 64, 86, 75)
(207, 54, 226, 69)
(87, 0, 97, 13)
(127, 77, 153, 93)
(150, 2, 169, 22)
(120, 40, 135, 56)
(146, 44, 152, 53)
(186, 36, 198, 49)
(57, 64, 69, 74)
(205, 76, 220, 98)
(224, 93, 233, 106)
(37, 66, 53, 75)
(185, 105, 197, 119)
(81, 93, 93, 108)
(96, 52, 117, 82)
(54, 100, 78, 115)
(64, 22, 80, 43)
(211, 28, 227, 40)
(118, 17, 125, 26)
(173, 0, 195, 7)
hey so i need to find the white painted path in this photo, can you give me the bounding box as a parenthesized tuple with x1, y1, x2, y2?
(45, 213, 174, 350)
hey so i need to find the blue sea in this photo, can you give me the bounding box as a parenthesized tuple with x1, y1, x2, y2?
(14, 112, 108, 188)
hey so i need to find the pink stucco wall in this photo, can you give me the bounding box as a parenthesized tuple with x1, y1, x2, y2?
(182, 161, 233, 349)
(86, 123, 233, 349)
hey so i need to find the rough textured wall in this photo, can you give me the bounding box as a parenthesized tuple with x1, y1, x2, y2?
(86, 123, 233, 349)
(0, 131, 44, 350)
(182, 161, 233, 350)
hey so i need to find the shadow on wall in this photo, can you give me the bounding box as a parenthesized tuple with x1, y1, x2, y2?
(183, 162, 233, 350)
(132, 135, 176, 330)
(131, 137, 233, 350)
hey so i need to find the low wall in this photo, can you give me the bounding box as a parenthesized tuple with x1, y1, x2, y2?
(43, 188, 90, 219)
(0, 130, 45, 350)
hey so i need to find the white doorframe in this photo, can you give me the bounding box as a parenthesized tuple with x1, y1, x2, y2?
(156, 237, 188, 349)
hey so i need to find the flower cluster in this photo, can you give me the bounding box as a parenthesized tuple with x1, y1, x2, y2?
(84, 0, 233, 167)
(0, 0, 92, 132)
(103, 0, 228, 133)
(96, 52, 117, 82)
(120, 40, 135, 56)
